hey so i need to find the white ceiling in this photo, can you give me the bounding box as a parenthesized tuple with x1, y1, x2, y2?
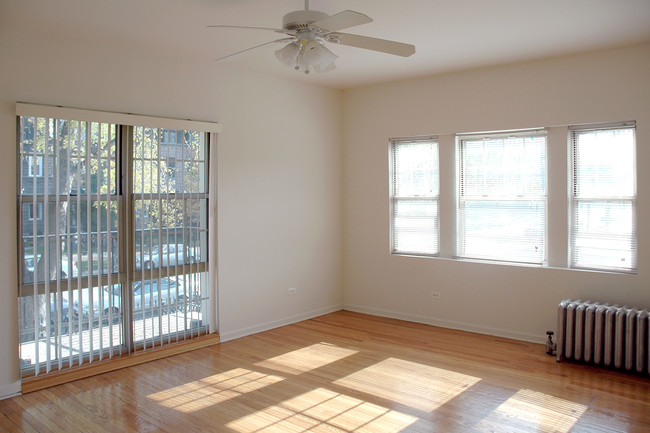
(3, 0, 650, 89)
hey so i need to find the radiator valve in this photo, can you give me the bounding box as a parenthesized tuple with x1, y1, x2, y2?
(545, 331, 556, 356)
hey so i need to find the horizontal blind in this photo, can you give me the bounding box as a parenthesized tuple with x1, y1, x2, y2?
(458, 130, 547, 264)
(391, 138, 439, 255)
(570, 123, 636, 272)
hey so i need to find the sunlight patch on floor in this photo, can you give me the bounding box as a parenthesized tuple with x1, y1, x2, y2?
(255, 342, 359, 375)
(333, 357, 481, 412)
(226, 387, 418, 433)
(474, 389, 588, 433)
(147, 367, 285, 413)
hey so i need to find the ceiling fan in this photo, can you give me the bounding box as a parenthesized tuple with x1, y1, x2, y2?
(208, 0, 416, 74)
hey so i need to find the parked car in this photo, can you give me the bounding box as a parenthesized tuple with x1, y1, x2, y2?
(136, 244, 195, 270)
(131, 277, 189, 312)
(61, 277, 193, 322)
(68, 285, 121, 321)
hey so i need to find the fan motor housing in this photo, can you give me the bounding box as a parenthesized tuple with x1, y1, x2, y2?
(282, 10, 328, 31)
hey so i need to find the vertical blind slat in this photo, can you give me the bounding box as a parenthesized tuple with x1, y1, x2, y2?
(54, 119, 62, 371)
(43, 119, 52, 374)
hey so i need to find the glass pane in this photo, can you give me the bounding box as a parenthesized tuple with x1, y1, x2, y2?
(21, 200, 119, 284)
(394, 141, 438, 197)
(574, 128, 635, 198)
(19, 116, 119, 286)
(462, 135, 546, 197)
(19, 284, 123, 370)
(393, 199, 438, 255)
(132, 126, 207, 271)
(132, 127, 206, 195)
(571, 200, 635, 270)
(132, 273, 208, 345)
(134, 198, 207, 270)
(460, 200, 545, 264)
(19, 118, 117, 196)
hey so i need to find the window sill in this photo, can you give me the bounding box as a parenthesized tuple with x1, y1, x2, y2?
(391, 253, 637, 275)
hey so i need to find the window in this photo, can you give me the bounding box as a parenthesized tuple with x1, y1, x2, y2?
(457, 130, 547, 264)
(390, 138, 439, 256)
(27, 155, 43, 177)
(17, 104, 219, 378)
(131, 125, 209, 347)
(569, 123, 636, 272)
(26, 202, 43, 221)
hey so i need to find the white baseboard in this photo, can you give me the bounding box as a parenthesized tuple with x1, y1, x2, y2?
(0, 381, 21, 400)
(343, 304, 545, 344)
(219, 304, 343, 343)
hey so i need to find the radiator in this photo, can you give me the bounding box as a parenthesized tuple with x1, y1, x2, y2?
(556, 299, 649, 374)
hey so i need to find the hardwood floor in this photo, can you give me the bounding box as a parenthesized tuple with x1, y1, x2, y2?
(1, 311, 649, 432)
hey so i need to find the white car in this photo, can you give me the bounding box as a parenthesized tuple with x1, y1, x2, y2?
(136, 244, 195, 270)
(65, 277, 192, 321)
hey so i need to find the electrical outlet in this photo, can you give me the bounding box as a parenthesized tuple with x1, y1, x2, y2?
(288, 287, 297, 296)
(430, 291, 441, 299)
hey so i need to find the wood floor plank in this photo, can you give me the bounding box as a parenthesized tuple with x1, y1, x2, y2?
(1, 310, 649, 432)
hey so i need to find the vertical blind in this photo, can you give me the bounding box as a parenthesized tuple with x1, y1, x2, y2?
(17, 105, 218, 378)
(458, 130, 547, 264)
(570, 123, 636, 272)
(390, 138, 439, 256)
(131, 126, 210, 350)
(18, 117, 123, 375)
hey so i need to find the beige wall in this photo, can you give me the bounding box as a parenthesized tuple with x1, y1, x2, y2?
(341, 42, 650, 343)
(0, 24, 343, 396)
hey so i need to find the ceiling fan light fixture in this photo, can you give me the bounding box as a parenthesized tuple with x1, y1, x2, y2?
(274, 42, 301, 67)
(302, 40, 338, 70)
(276, 39, 337, 74)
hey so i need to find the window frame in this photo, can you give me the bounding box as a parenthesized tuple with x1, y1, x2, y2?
(389, 136, 440, 257)
(456, 129, 548, 265)
(26, 202, 43, 221)
(568, 122, 637, 273)
(16, 103, 221, 377)
(27, 155, 43, 177)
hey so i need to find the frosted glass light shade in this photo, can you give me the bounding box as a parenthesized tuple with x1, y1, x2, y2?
(274, 42, 300, 67)
(275, 39, 337, 74)
(302, 40, 338, 72)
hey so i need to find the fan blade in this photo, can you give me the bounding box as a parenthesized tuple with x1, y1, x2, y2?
(207, 24, 289, 35)
(333, 33, 415, 57)
(215, 38, 294, 62)
(310, 10, 372, 32)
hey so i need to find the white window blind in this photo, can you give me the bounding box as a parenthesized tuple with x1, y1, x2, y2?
(570, 123, 636, 272)
(390, 138, 439, 256)
(458, 130, 547, 264)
